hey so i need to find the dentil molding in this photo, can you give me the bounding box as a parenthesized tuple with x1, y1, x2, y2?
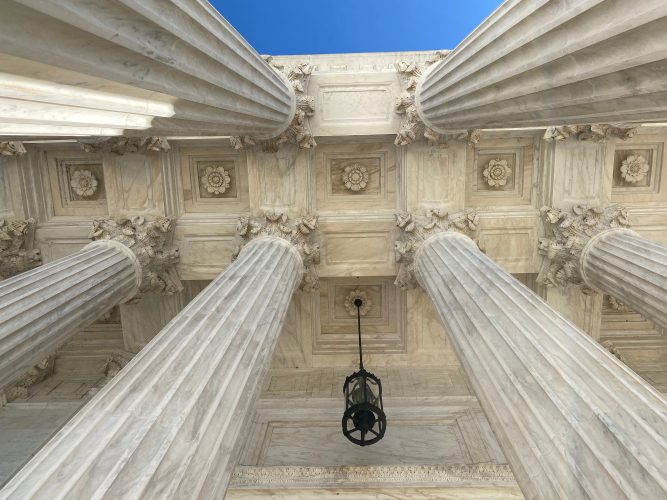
(394, 209, 480, 289)
(90, 216, 182, 297)
(231, 58, 316, 153)
(233, 212, 320, 291)
(538, 204, 631, 290)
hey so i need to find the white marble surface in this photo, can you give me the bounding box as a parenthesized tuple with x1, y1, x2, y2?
(416, 0, 667, 131)
(0, 236, 303, 499)
(414, 231, 667, 499)
(0, 241, 139, 389)
(0, 0, 294, 138)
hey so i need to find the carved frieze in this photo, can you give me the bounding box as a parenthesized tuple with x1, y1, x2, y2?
(231, 58, 316, 153)
(90, 216, 182, 296)
(0, 218, 42, 280)
(0, 141, 27, 156)
(394, 209, 479, 289)
(543, 124, 636, 142)
(233, 212, 320, 291)
(394, 56, 480, 147)
(78, 136, 170, 155)
(537, 205, 631, 289)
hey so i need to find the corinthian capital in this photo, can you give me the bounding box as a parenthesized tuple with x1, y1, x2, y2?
(394, 209, 479, 289)
(538, 204, 631, 289)
(543, 124, 636, 142)
(0, 218, 42, 280)
(90, 216, 181, 296)
(233, 212, 320, 291)
(231, 59, 316, 153)
(0, 141, 27, 156)
(78, 137, 170, 155)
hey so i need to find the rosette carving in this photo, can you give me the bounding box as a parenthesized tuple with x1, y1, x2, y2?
(342, 164, 369, 192)
(482, 159, 512, 188)
(231, 59, 316, 153)
(620, 154, 649, 183)
(200, 165, 231, 195)
(233, 212, 320, 291)
(70, 169, 99, 197)
(0, 218, 42, 280)
(538, 205, 631, 289)
(90, 216, 182, 296)
(394, 209, 479, 289)
(344, 289, 372, 316)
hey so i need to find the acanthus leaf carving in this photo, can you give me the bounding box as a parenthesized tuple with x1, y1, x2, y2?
(394, 54, 479, 147)
(90, 216, 182, 297)
(394, 209, 479, 289)
(537, 204, 631, 289)
(4, 356, 54, 402)
(543, 124, 637, 142)
(231, 58, 316, 153)
(0, 141, 27, 156)
(0, 218, 42, 280)
(78, 136, 170, 155)
(232, 212, 320, 291)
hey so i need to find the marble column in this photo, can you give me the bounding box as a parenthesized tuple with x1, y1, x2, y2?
(541, 205, 667, 330)
(0, 213, 319, 499)
(414, 0, 667, 131)
(0, 0, 295, 138)
(395, 210, 667, 499)
(0, 216, 180, 389)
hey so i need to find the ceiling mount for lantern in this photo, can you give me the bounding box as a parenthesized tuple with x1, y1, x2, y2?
(342, 297, 386, 446)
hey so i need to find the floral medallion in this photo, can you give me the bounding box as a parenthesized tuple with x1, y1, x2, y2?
(342, 164, 369, 192)
(619, 154, 649, 183)
(344, 288, 372, 316)
(482, 159, 512, 188)
(201, 165, 231, 195)
(70, 169, 99, 197)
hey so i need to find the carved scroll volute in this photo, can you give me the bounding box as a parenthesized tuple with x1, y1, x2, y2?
(233, 212, 320, 291)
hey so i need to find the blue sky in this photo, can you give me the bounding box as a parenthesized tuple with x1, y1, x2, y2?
(212, 1, 504, 55)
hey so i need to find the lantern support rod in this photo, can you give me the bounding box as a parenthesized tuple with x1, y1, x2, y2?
(355, 299, 364, 371)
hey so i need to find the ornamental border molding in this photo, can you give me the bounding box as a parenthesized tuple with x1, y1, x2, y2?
(90, 216, 182, 297)
(394, 55, 480, 147)
(0, 218, 42, 280)
(233, 212, 320, 291)
(229, 464, 516, 489)
(543, 124, 637, 142)
(537, 204, 631, 290)
(231, 57, 316, 153)
(0, 141, 27, 156)
(78, 136, 170, 155)
(394, 209, 479, 289)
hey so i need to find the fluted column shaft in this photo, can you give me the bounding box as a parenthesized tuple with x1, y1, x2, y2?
(0, 240, 140, 389)
(415, 232, 667, 499)
(0, 236, 303, 499)
(416, 0, 667, 131)
(582, 229, 667, 330)
(0, 0, 295, 137)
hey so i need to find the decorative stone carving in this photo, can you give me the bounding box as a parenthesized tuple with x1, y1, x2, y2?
(543, 124, 637, 142)
(230, 464, 516, 488)
(602, 341, 625, 363)
(4, 356, 54, 402)
(482, 158, 512, 188)
(608, 295, 634, 313)
(619, 154, 649, 183)
(0, 141, 26, 156)
(394, 209, 479, 289)
(231, 58, 316, 153)
(200, 164, 231, 195)
(0, 218, 42, 280)
(69, 169, 99, 197)
(90, 216, 182, 296)
(344, 288, 372, 316)
(233, 212, 320, 291)
(394, 56, 479, 147)
(78, 136, 170, 155)
(342, 163, 369, 192)
(537, 204, 631, 289)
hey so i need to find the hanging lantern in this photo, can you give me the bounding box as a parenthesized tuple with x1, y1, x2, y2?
(342, 297, 386, 446)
